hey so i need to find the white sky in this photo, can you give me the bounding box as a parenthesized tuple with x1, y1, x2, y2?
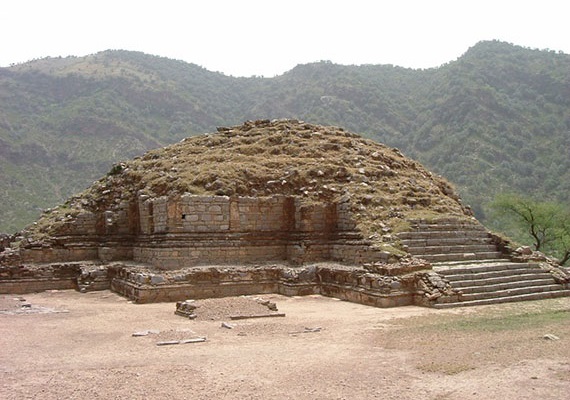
(1, 0, 568, 77)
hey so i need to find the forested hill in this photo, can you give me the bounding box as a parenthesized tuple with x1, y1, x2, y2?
(1, 40, 569, 232)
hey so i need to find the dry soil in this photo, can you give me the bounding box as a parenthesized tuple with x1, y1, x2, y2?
(1, 291, 569, 399)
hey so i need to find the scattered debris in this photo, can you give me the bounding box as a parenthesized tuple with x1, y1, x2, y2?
(180, 337, 207, 344)
(542, 334, 560, 341)
(174, 299, 198, 319)
(221, 322, 234, 329)
(156, 337, 206, 346)
(132, 330, 160, 337)
(230, 313, 286, 320)
(175, 296, 282, 321)
(156, 340, 180, 346)
(0, 296, 69, 315)
(289, 327, 322, 335)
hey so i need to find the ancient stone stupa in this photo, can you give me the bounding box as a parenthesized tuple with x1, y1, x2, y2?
(2, 119, 568, 307)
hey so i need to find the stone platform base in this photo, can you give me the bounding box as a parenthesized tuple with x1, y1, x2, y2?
(0, 278, 78, 294)
(1, 262, 419, 308)
(108, 263, 416, 307)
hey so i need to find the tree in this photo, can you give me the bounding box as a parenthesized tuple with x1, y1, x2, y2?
(556, 218, 570, 265)
(490, 194, 570, 265)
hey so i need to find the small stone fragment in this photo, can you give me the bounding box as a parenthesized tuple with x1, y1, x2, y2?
(175, 299, 198, 318)
(221, 322, 234, 329)
(132, 329, 160, 337)
(542, 334, 560, 341)
(180, 337, 207, 344)
(156, 340, 180, 346)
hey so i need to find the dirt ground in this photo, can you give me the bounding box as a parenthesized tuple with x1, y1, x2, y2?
(1, 290, 569, 400)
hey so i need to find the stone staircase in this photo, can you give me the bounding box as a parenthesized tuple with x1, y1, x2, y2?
(398, 218, 570, 307)
(432, 260, 570, 308)
(398, 219, 503, 263)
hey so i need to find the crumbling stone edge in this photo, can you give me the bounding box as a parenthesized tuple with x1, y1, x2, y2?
(0, 260, 460, 308)
(510, 246, 570, 285)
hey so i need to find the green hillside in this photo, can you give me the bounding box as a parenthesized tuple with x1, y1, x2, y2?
(1, 41, 568, 232)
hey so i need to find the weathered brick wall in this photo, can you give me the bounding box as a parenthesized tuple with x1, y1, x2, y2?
(52, 211, 99, 236)
(0, 262, 111, 294)
(177, 195, 230, 232)
(21, 246, 99, 264)
(294, 201, 336, 232)
(0, 262, 81, 294)
(16, 199, 139, 264)
(142, 195, 292, 234)
(152, 197, 169, 233)
(133, 241, 288, 269)
(331, 243, 392, 265)
(132, 194, 388, 268)
(1, 262, 420, 308)
(110, 265, 284, 303)
(103, 202, 133, 235)
(336, 201, 358, 231)
(234, 196, 292, 231)
(109, 264, 415, 307)
(133, 195, 296, 268)
(10, 194, 385, 268)
(98, 245, 133, 262)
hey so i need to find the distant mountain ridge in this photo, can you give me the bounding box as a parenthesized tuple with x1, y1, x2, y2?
(1, 40, 569, 232)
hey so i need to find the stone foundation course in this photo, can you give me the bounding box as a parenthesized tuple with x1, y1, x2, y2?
(0, 261, 430, 308)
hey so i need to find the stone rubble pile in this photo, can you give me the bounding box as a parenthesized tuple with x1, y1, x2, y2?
(512, 246, 570, 284)
(175, 299, 198, 319)
(175, 296, 280, 320)
(414, 271, 460, 304)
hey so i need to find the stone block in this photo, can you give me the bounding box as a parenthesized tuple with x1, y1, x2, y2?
(186, 214, 199, 222)
(209, 205, 222, 213)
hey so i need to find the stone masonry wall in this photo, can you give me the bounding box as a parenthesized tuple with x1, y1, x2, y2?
(134, 195, 293, 268)
(141, 195, 293, 234)
(106, 263, 416, 307)
(132, 195, 376, 269)
(10, 194, 390, 268)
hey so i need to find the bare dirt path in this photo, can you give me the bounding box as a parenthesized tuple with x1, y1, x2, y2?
(1, 291, 569, 399)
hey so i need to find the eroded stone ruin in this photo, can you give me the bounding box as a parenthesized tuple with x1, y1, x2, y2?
(1, 120, 568, 307)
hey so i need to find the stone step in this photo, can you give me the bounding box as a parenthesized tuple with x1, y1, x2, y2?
(449, 273, 554, 288)
(408, 222, 486, 232)
(433, 289, 570, 308)
(398, 230, 489, 240)
(439, 268, 547, 282)
(406, 244, 498, 255)
(400, 237, 493, 247)
(429, 260, 570, 308)
(433, 258, 510, 273)
(435, 262, 541, 275)
(441, 284, 566, 303)
(418, 251, 504, 263)
(457, 278, 557, 294)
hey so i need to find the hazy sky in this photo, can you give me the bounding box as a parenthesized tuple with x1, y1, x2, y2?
(1, 0, 568, 77)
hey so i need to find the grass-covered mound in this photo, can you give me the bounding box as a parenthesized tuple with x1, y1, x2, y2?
(21, 119, 472, 245)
